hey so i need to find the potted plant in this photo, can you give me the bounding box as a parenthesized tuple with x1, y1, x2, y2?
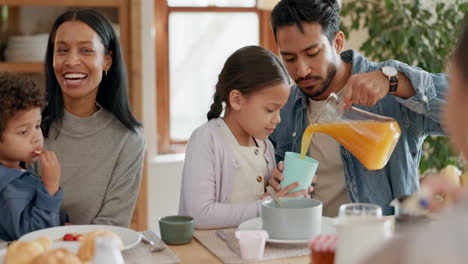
(340, 0, 468, 173)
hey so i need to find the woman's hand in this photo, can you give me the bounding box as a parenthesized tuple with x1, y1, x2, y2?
(267, 161, 315, 198)
(40, 150, 61, 196)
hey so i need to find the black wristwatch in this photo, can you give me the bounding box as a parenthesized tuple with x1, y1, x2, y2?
(381, 66, 399, 94)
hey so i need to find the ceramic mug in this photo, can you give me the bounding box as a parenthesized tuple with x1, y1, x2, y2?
(159, 215, 194, 245)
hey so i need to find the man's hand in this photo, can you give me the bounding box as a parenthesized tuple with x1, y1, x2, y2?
(268, 161, 315, 198)
(342, 71, 389, 106)
(40, 150, 61, 196)
(342, 70, 415, 106)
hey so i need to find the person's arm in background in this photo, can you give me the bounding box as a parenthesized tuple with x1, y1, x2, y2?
(91, 128, 146, 227)
(363, 174, 468, 264)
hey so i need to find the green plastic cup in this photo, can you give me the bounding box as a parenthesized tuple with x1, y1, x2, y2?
(280, 152, 319, 193)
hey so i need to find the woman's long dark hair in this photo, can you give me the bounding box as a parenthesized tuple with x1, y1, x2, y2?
(42, 9, 141, 137)
(207, 45, 290, 120)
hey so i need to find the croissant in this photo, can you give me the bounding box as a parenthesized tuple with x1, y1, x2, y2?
(33, 248, 82, 264)
(5, 237, 51, 264)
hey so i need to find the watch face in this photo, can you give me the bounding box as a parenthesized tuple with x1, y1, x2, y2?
(382, 66, 398, 77)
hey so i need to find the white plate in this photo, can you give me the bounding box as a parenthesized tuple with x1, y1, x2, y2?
(0, 248, 6, 264)
(238, 217, 336, 245)
(19, 225, 141, 250)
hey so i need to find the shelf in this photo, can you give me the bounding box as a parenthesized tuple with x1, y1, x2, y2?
(2, 0, 124, 7)
(0, 62, 44, 73)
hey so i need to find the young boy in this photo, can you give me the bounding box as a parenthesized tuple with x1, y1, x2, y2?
(0, 72, 65, 241)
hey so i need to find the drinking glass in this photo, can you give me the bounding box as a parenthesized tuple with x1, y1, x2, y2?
(338, 203, 383, 218)
(335, 203, 392, 264)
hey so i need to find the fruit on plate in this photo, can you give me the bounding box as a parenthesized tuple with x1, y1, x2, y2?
(62, 233, 83, 241)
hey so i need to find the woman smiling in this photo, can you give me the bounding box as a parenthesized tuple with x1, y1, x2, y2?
(40, 9, 145, 227)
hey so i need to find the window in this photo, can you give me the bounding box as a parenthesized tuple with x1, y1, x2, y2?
(156, 0, 277, 153)
(167, 0, 256, 7)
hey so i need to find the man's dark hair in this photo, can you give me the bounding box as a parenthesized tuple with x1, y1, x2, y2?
(0, 72, 46, 137)
(271, 0, 341, 44)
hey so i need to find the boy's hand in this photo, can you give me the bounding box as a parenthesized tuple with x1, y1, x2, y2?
(40, 150, 61, 195)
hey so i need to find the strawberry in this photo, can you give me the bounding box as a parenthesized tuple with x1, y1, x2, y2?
(63, 233, 76, 241)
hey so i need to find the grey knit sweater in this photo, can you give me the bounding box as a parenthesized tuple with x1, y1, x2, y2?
(44, 107, 145, 227)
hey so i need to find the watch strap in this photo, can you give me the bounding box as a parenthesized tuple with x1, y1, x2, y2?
(389, 76, 398, 93)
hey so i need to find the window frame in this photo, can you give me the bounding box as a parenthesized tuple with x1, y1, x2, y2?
(155, 0, 277, 154)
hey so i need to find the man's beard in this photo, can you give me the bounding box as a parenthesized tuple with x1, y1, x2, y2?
(296, 64, 337, 99)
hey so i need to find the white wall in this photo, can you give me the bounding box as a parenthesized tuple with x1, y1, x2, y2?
(147, 155, 185, 232)
(139, 0, 186, 233)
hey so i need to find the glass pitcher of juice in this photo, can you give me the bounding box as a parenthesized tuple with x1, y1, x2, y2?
(301, 93, 401, 170)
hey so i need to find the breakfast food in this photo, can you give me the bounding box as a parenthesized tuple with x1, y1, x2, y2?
(441, 165, 462, 187)
(34, 150, 42, 155)
(394, 165, 463, 216)
(5, 237, 51, 264)
(77, 230, 123, 262)
(393, 187, 432, 217)
(33, 248, 82, 264)
(5, 230, 122, 264)
(62, 233, 84, 241)
(461, 171, 468, 186)
(309, 234, 337, 264)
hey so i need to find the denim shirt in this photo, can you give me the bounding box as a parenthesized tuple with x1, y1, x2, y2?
(269, 50, 447, 215)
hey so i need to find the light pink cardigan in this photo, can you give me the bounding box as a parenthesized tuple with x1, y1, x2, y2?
(178, 118, 277, 229)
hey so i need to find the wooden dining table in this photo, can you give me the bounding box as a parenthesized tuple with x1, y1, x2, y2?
(168, 216, 396, 264)
(169, 237, 310, 264)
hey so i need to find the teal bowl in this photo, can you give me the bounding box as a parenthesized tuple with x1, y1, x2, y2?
(261, 197, 322, 240)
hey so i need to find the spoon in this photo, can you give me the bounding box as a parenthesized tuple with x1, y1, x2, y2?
(141, 233, 166, 252)
(266, 186, 284, 208)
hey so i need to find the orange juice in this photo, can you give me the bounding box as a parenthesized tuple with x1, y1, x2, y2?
(300, 120, 401, 170)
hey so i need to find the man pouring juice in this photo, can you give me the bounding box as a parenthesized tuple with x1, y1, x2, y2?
(267, 0, 447, 217)
(300, 93, 401, 171)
